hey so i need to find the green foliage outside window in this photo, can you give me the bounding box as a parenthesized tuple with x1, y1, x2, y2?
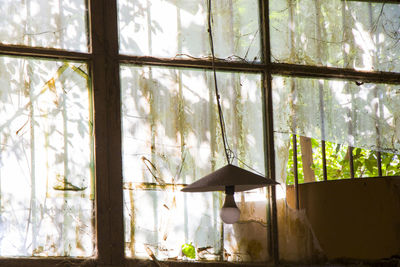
(286, 136, 400, 185)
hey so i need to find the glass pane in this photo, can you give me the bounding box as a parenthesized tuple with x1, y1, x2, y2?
(320, 140, 350, 180)
(273, 75, 400, 155)
(381, 152, 400, 176)
(124, 189, 222, 260)
(223, 190, 269, 262)
(121, 65, 267, 261)
(0, 0, 88, 52)
(270, 0, 400, 72)
(118, 0, 260, 61)
(353, 147, 379, 178)
(282, 135, 353, 185)
(0, 57, 94, 256)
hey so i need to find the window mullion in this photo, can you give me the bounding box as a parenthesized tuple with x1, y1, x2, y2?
(259, 0, 279, 264)
(119, 54, 266, 72)
(271, 63, 400, 85)
(89, 0, 124, 266)
(0, 44, 91, 60)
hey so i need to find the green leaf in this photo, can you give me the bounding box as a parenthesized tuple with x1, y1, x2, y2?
(340, 158, 349, 165)
(335, 144, 341, 154)
(182, 243, 195, 259)
(311, 138, 319, 147)
(354, 161, 361, 172)
(311, 163, 317, 170)
(365, 159, 374, 173)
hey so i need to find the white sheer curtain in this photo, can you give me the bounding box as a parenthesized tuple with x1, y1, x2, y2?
(273, 76, 400, 155)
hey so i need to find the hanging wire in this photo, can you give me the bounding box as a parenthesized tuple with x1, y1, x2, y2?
(207, 0, 234, 165)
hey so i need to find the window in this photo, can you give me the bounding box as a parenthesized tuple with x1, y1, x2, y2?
(0, 0, 399, 266)
(0, 0, 88, 51)
(0, 0, 93, 259)
(121, 66, 265, 260)
(274, 76, 400, 183)
(118, 0, 271, 262)
(270, 0, 400, 192)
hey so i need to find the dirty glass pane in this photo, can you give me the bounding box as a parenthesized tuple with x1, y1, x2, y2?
(272, 75, 400, 157)
(223, 190, 269, 262)
(0, 0, 88, 52)
(381, 152, 400, 176)
(125, 189, 222, 260)
(270, 0, 400, 72)
(279, 134, 353, 185)
(0, 56, 94, 256)
(352, 148, 380, 178)
(118, 0, 260, 61)
(121, 65, 268, 261)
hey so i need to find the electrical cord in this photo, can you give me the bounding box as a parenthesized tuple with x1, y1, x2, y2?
(207, 0, 233, 165)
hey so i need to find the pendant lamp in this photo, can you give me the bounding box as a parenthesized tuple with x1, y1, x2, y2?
(181, 0, 278, 224)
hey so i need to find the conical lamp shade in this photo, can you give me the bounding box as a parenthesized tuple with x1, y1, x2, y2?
(181, 164, 278, 192)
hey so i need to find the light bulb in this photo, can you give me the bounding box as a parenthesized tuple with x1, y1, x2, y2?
(220, 193, 240, 224)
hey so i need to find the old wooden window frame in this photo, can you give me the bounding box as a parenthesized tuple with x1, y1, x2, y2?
(0, 0, 399, 266)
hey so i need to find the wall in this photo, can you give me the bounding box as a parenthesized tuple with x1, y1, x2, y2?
(285, 177, 400, 261)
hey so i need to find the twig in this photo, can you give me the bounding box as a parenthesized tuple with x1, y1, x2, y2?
(144, 245, 168, 267)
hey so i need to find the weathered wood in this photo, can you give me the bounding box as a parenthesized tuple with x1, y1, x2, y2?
(271, 63, 400, 85)
(0, 258, 95, 267)
(119, 54, 264, 73)
(261, 0, 279, 264)
(293, 135, 300, 210)
(126, 259, 269, 267)
(343, 0, 400, 3)
(377, 151, 382, 176)
(120, 55, 400, 85)
(88, 0, 111, 264)
(264, 49, 280, 267)
(89, 0, 124, 265)
(349, 147, 355, 178)
(0, 43, 90, 60)
(1, 47, 399, 86)
(321, 141, 328, 181)
(300, 136, 316, 183)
